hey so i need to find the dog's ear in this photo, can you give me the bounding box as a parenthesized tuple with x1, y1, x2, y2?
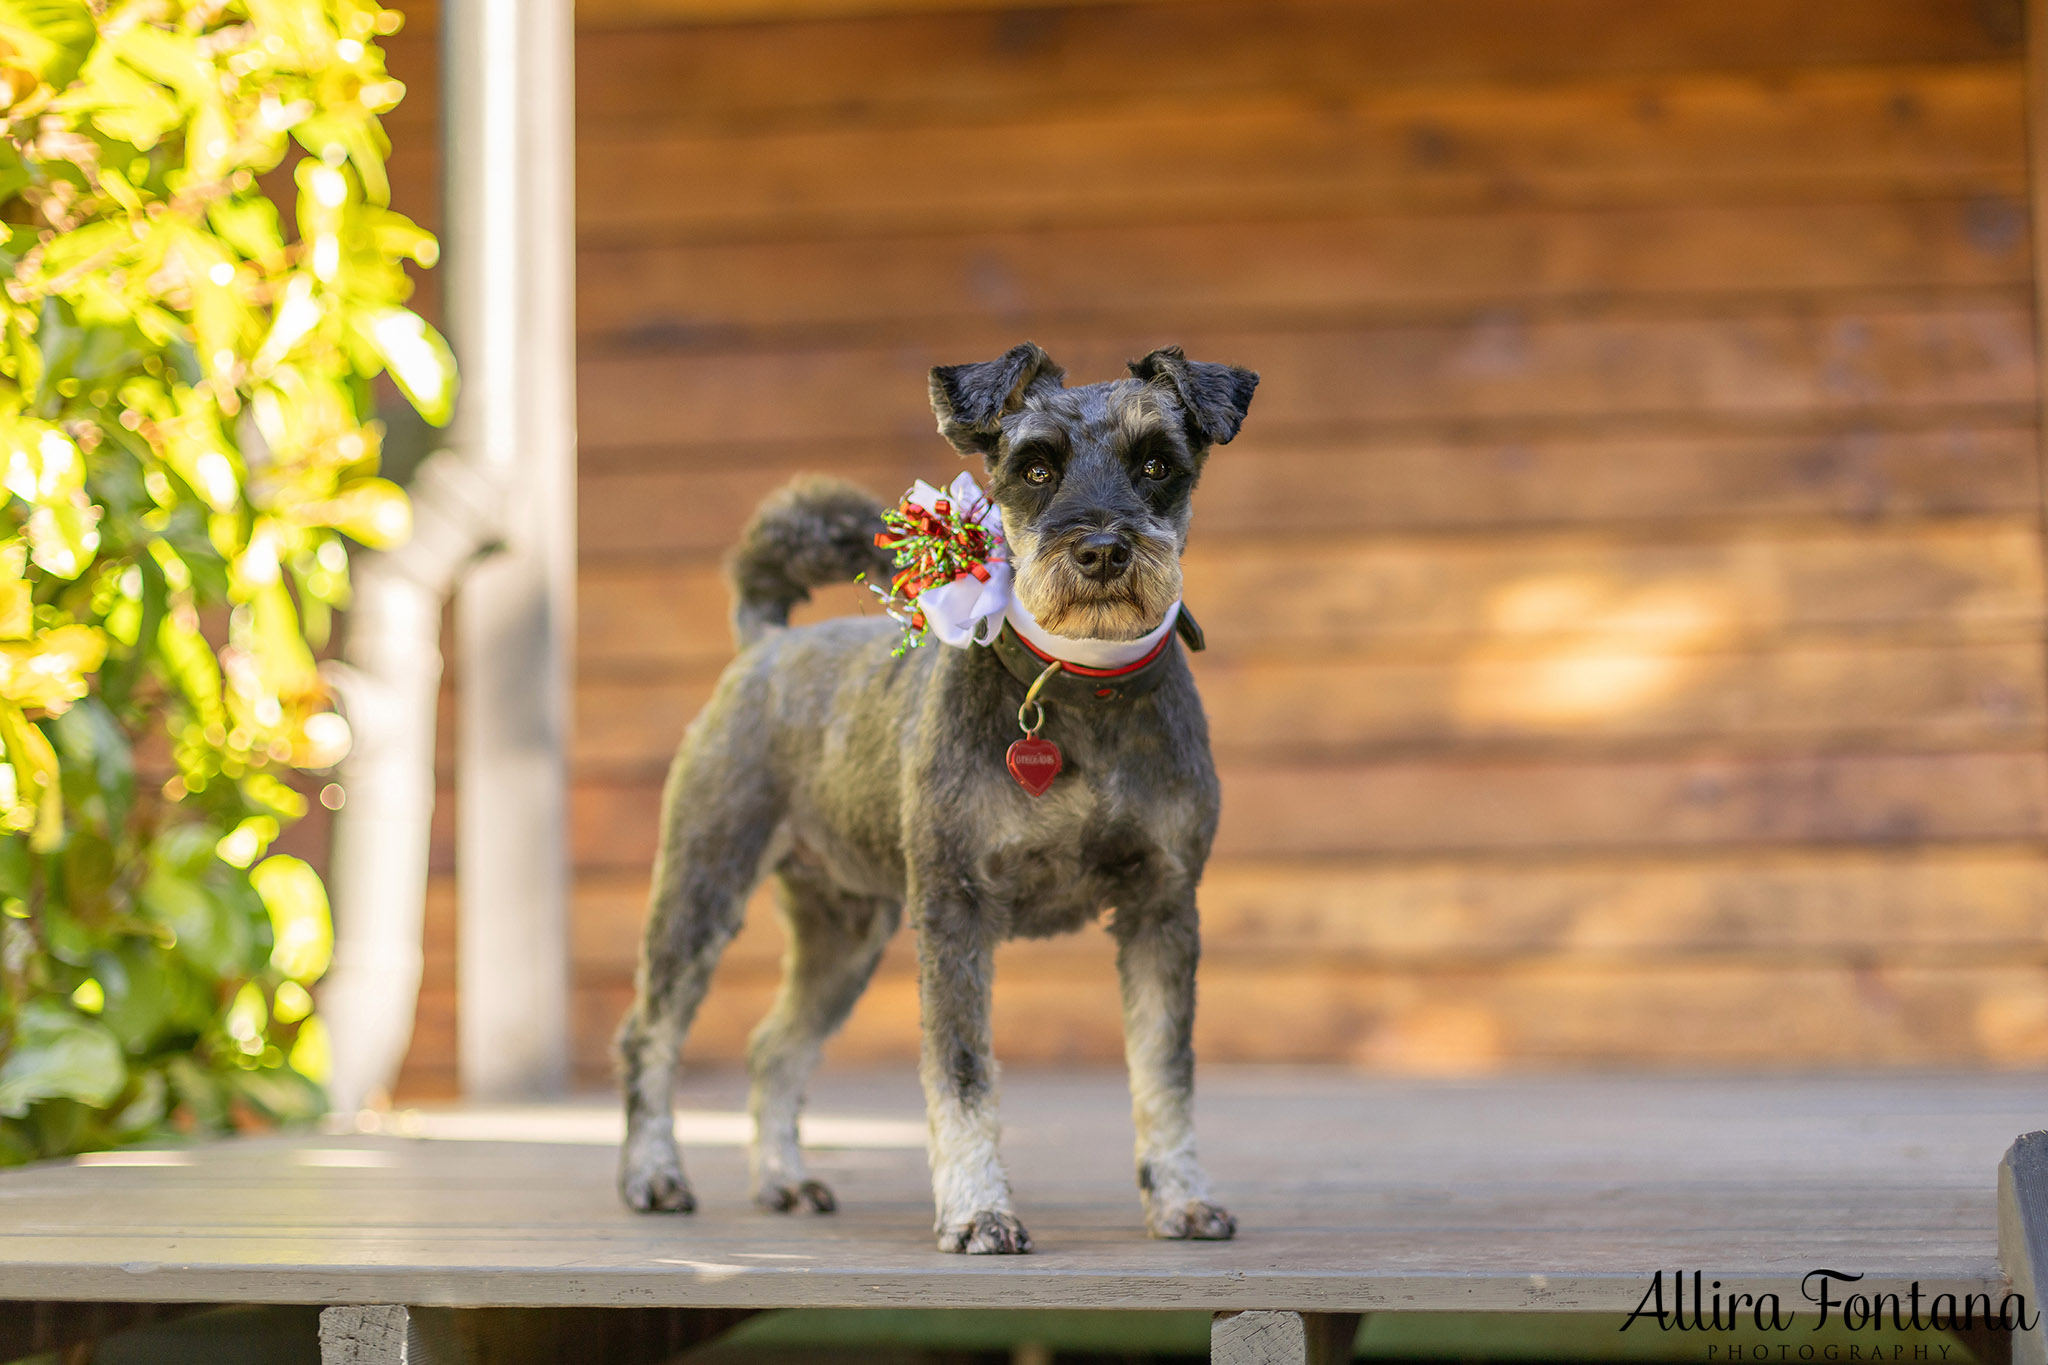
(929, 342, 1065, 456)
(1129, 346, 1259, 447)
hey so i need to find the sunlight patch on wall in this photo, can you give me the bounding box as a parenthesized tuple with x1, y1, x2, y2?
(1457, 573, 1737, 730)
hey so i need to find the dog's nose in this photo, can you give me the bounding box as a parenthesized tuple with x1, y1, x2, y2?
(1072, 532, 1133, 582)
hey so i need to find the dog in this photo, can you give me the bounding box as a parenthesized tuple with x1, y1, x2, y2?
(615, 341, 1258, 1254)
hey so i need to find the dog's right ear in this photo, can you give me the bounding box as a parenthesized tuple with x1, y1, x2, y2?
(929, 342, 1065, 457)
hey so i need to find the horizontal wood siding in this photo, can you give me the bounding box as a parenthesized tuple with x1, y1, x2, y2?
(388, 0, 2047, 1092)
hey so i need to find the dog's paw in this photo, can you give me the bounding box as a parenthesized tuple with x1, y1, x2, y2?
(1149, 1199, 1236, 1240)
(937, 1210, 1032, 1255)
(620, 1162, 696, 1214)
(754, 1179, 837, 1214)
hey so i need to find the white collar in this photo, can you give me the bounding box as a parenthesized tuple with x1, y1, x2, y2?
(1004, 595, 1181, 670)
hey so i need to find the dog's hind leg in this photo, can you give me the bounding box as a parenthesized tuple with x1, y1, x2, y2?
(746, 864, 901, 1213)
(616, 726, 782, 1214)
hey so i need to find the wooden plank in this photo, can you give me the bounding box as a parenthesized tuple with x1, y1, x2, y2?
(1180, 959, 2048, 1068)
(572, 639, 2047, 771)
(580, 0, 1191, 25)
(1178, 521, 2045, 656)
(574, 0, 2022, 105)
(574, 304, 2039, 451)
(320, 1305, 419, 1365)
(572, 66, 2026, 240)
(394, 877, 460, 1102)
(567, 848, 2048, 974)
(374, 30, 437, 133)
(1207, 749, 2048, 858)
(577, 521, 2047, 668)
(1212, 1311, 1306, 1365)
(566, 748, 2048, 869)
(566, 954, 2048, 1070)
(1192, 639, 2047, 759)
(397, 989, 459, 1100)
(1192, 425, 2041, 536)
(577, 200, 2034, 341)
(1211, 1310, 1362, 1365)
(569, 879, 2048, 1072)
(1193, 850, 2048, 961)
(576, 426, 2043, 554)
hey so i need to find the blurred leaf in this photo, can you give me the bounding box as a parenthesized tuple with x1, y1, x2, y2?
(0, 0, 95, 97)
(230, 1062, 322, 1122)
(287, 1013, 329, 1086)
(0, 703, 61, 848)
(365, 309, 455, 425)
(207, 198, 283, 264)
(151, 821, 216, 880)
(107, 1068, 165, 1135)
(0, 1000, 123, 1117)
(139, 866, 236, 977)
(165, 1054, 225, 1131)
(310, 477, 409, 548)
(0, 623, 108, 710)
(251, 854, 328, 982)
(52, 695, 133, 835)
(92, 944, 173, 1053)
(72, 42, 180, 150)
(57, 831, 111, 919)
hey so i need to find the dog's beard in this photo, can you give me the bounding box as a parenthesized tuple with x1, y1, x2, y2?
(1010, 525, 1182, 641)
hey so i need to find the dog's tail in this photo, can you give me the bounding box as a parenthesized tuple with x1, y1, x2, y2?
(726, 475, 892, 650)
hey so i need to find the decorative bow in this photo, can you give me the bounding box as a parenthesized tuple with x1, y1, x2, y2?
(867, 472, 1012, 653)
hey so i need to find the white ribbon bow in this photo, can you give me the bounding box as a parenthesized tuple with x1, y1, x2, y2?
(903, 472, 1180, 668)
(902, 472, 1011, 648)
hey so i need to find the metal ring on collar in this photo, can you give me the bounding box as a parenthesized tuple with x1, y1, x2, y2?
(1018, 660, 1064, 735)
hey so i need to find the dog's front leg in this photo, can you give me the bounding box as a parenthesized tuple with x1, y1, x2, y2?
(1115, 900, 1235, 1239)
(913, 885, 1029, 1254)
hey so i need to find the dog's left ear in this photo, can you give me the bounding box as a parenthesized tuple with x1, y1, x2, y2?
(1130, 347, 1259, 447)
(929, 341, 1066, 457)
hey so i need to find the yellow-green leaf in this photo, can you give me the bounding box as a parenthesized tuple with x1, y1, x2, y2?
(0, 623, 105, 712)
(0, 0, 94, 95)
(365, 308, 454, 425)
(250, 854, 331, 983)
(0, 701, 61, 849)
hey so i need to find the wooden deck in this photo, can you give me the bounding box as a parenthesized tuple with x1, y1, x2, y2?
(1, 1067, 2041, 1322)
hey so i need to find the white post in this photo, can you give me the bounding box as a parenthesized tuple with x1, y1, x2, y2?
(320, 452, 501, 1114)
(443, 0, 577, 1099)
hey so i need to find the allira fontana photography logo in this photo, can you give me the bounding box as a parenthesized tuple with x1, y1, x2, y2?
(1621, 1269, 2036, 1357)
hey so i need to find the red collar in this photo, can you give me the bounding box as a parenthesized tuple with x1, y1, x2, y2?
(984, 608, 1204, 706)
(1008, 626, 1174, 678)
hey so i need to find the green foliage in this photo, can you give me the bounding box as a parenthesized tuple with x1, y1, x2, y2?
(0, 0, 448, 1162)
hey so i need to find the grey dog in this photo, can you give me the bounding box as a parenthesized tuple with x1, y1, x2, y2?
(615, 342, 1258, 1254)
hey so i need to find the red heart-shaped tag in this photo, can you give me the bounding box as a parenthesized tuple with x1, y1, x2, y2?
(1005, 736, 1063, 797)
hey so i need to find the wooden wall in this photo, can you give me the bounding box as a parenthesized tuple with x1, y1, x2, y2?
(385, 0, 2048, 1094)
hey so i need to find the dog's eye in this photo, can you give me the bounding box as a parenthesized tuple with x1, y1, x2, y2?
(1140, 457, 1170, 481)
(1023, 462, 1055, 486)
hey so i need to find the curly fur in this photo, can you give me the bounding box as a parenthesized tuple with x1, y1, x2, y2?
(725, 475, 892, 649)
